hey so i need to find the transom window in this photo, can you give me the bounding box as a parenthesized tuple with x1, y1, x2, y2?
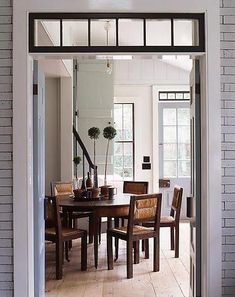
(159, 91, 190, 101)
(114, 104, 134, 180)
(29, 13, 205, 53)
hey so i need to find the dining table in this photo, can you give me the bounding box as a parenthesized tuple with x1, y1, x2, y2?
(59, 194, 131, 268)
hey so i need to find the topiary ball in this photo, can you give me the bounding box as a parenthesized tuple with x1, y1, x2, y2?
(73, 156, 81, 165)
(88, 127, 100, 140)
(103, 126, 117, 140)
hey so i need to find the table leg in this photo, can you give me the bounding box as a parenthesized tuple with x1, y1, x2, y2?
(93, 214, 99, 269)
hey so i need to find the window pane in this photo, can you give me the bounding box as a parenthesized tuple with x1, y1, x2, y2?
(176, 93, 184, 100)
(164, 161, 177, 177)
(168, 93, 175, 100)
(178, 108, 190, 125)
(114, 155, 123, 168)
(184, 93, 190, 100)
(35, 20, 60, 46)
(178, 161, 190, 177)
(114, 104, 122, 141)
(146, 19, 171, 46)
(62, 20, 88, 46)
(91, 19, 116, 46)
(164, 126, 176, 143)
(119, 19, 143, 46)
(164, 144, 177, 160)
(114, 167, 123, 179)
(159, 93, 167, 100)
(123, 168, 133, 178)
(174, 19, 199, 46)
(163, 109, 176, 125)
(123, 104, 133, 141)
(114, 142, 122, 155)
(178, 126, 190, 143)
(178, 144, 190, 160)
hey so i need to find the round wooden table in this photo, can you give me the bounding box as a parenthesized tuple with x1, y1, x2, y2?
(59, 194, 131, 268)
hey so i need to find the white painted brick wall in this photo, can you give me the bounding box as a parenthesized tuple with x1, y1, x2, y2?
(0, 0, 12, 296)
(221, 1, 235, 295)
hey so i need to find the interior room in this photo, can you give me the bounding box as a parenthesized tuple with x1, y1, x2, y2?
(39, 54, 192, 297)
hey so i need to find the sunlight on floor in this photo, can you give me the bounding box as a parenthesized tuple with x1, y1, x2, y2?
(46, 222, 190, 297)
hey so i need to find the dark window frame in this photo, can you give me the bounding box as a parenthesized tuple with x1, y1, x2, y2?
(29, 12, 205, 53)
(159, 91, 191, 101)
(114, 103, 135, 181)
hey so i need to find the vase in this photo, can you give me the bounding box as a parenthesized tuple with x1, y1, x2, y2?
(86, 172, 93, 188)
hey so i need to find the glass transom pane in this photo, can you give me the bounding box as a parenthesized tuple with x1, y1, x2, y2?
(174, 19, 199, 46)
(35, 20, 60, 46)
(91, 19, 116, 46)
(146, 19, 171, 46)
(62, 20, 88, 46)
(118, 19, 143, 46)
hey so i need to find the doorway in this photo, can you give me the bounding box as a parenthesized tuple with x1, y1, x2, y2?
(12, 8, 222, 296)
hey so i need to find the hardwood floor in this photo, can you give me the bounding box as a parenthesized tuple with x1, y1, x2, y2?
(46, 222, 190, 297)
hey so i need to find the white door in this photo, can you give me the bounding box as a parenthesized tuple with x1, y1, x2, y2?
(159, 100, 191, 218)
(189, 59, 201, 297)
(33, 61, 45, 297)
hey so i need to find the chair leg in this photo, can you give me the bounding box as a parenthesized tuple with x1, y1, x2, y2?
(65, 242, 70, 262)
(170, 226, 174, 250)
(56, 241, 63, 280)
(153, 236, 160, 272)
(88, 215, 93, 244)
(81, 232, 87, 271)
(142, 239, 145, 252)
(114, 218, 119, 261)
(121, 218, 125, 227)
(127, 240, 133, 279)
(107, 233, 113, 270)
(175, 226, 179, 258)
(134, 241, 140, 264)
(98, 218, 102, 244)
(144, 239, 149, 259)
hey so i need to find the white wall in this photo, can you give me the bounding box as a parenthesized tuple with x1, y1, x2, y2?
(114, 59, 190, 193)
(60, 77, 73, 182)
(45, 78, 60, 195)
(77, 60, 114, 184)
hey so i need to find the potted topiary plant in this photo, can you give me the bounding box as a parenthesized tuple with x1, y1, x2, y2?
(73, 156, 81, 179)
(103, 125, 117, 186)
(88, 127, 100, 166)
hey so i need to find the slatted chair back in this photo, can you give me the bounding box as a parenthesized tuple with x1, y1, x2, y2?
(51, 181, 73, 196)
(123, 181, 148, 195)
(170, 186, 183, 223)
(127, 193, 162, 236)
(45, 195, 62, 239)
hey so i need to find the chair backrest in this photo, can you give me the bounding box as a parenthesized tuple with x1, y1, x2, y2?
(170, 186, 183, 222)
(127, 193, 162, 236)
(51, 181, 73, 196)
(123, 181, 148, 195)
(45, 195, 62, 239)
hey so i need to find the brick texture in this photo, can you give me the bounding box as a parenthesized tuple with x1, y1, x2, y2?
(0, 0, 12, 296)
(221, 0, 235, 295)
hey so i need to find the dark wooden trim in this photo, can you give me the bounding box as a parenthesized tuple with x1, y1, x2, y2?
(29, 12, 205, 53)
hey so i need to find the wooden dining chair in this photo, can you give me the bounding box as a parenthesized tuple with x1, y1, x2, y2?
(114, 181, 149, 260)
(45, 195, 87, 280)
(143, 186, 183, 258)
(107, 193, 162, 279)
(51, 181, 94, 243)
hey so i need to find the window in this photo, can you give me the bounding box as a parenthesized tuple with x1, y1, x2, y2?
(114, 103, 134, 180)
(162, 107, 190, 178)
(159, 91, 190, 101)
